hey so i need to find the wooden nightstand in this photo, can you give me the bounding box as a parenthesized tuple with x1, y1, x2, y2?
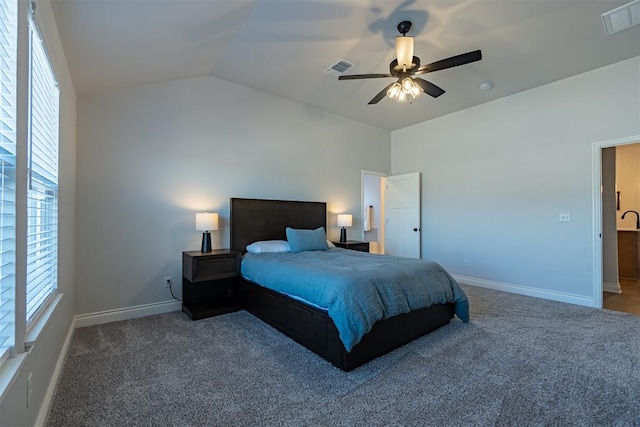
(332, 240, 370, 253)
(182, 249, 241, 320)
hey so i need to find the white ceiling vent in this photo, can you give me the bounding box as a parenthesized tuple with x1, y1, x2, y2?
(602, 0, 640, 35)
(325, 60, 355, 77)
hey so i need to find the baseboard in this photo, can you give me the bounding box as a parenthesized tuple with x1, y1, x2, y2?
(603, 281, 622, 294)
(35, 316, 76, 427)
(453, 275, 596, 308)
(74, 300, 182, 328)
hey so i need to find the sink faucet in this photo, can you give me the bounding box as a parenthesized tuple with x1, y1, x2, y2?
(621, 210, 640, 229)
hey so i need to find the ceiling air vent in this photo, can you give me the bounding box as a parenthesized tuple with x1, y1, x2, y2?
(325, 60, 355, 77)
(602, 0, 640, 35)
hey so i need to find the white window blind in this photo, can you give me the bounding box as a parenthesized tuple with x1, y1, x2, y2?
(26, 10, 58, 323)
(0, 0, 17, 361)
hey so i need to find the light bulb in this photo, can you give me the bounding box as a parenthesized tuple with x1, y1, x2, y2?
(387, 82, 401, 100)
(398, 91, 407, 102)
(402, 77, 414, 92)
(411, 85, 421, 97)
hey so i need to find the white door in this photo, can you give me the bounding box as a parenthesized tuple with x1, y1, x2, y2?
(384, 172, 421, 258)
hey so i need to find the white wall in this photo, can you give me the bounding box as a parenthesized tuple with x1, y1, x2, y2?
(391, 57, 640, 305)
(0, 0, 76, 425)
(616, 143, 640, 229)
(75, 76, 390, 315)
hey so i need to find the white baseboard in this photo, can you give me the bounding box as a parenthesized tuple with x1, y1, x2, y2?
(35, 316, 76, 427)
(74, 300, 182, 328)
(603, 281, 622, 294)
(453, 275, 596, 308)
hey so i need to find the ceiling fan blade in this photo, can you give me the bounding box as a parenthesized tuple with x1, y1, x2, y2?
(415, 50, 482, 75)
(368, 82, 396, 105)
(339, 73, 393, 80)
(414, 78, 445, 98)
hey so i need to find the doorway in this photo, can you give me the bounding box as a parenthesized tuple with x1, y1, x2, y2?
(361, 170, 422, 258)
(594, 135, 640, 313)
(602, 142, 640, 316)
(361, 170, 386, 254)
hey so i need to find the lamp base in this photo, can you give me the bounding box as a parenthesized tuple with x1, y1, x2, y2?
(201, 231, 212, 252)
(340, 228, 347, 243)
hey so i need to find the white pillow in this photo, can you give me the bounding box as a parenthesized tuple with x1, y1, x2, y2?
(327, 240, 336, 248)
(246, 240, 291, 254)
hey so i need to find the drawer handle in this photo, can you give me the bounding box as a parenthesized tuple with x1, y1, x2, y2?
(202, 259, 231, 264)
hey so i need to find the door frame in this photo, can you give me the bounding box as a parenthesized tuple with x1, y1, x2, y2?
(592, 134, 640, 308)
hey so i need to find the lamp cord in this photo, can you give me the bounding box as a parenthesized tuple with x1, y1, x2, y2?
(169, 281, 182, 301)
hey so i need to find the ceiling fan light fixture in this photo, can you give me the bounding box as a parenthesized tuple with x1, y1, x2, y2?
(387, 82, 402, 100)
(401, 77, 414, 92)
(395, 36, 414, 68)
(388, 77, 421, 103)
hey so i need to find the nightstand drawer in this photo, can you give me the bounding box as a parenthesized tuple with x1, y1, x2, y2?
(194, 257, 237, 281)
(183, 250, 240, 283)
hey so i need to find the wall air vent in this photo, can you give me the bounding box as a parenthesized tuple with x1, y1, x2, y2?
(325, 60, 355, 77)
(602, 0, 640, 35)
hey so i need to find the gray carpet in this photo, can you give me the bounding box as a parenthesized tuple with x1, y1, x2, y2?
(46, 285, 640, 426)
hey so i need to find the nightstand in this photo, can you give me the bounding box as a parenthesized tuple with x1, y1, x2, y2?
(182, 249, 241, 320)
(332, 240, 370, 253)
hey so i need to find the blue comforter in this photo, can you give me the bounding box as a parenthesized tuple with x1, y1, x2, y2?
(241, 248, 469, 352)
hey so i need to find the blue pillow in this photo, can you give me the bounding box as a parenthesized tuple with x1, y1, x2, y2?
(286, 227, 329, 253)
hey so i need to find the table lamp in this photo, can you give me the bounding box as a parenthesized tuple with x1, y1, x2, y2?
(196, 212, 218, 252)
(337, 214, 352, 243)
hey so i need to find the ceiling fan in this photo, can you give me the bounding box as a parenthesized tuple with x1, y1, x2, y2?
(338, 21, 482, 104)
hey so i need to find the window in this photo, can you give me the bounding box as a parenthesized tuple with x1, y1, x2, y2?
(26, 11, 58, 324)
(0, 0, 16, 361)
(0, 0, 60, 370)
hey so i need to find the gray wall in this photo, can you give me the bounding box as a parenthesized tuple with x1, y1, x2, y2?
(391, 57, 640, 305)
(75, 76, 390, 315)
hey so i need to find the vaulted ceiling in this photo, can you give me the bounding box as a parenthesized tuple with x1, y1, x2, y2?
(51, 0, 640, 131)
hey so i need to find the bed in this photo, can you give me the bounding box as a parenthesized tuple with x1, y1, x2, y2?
(230, 197, 468, 371)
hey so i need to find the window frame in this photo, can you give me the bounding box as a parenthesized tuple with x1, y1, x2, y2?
(24, 3, 58, 329)
(0, 0, 62, 372)
(0, 0, 17, 364)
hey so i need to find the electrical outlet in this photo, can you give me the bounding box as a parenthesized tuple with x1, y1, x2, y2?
(27, 372, 32, 408)
(463, 259, 469, 267)
(559, 212, 571, 222)
(163, 276, 172, 288)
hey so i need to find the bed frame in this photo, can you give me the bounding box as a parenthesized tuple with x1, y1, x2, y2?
(230, 197, 455, 371)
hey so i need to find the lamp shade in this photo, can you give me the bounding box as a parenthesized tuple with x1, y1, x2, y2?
(196, 212, 219, 231)
(395, 36, 414, 68)
(337, 214, 352, 227)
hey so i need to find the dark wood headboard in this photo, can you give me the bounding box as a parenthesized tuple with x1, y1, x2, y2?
(230, 198, 327, 253)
